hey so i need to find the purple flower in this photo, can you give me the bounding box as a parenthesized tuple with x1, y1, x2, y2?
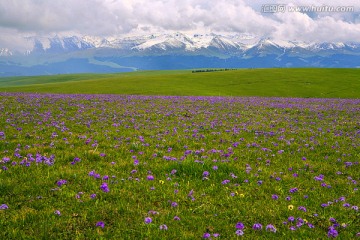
(147, 175, 154, 181)
(289, 226, 296, 231)
(144, 217, 152, 224)
(173, 216, 181, 221)
(203, 233, 211, 238)
(252, 223, 262, 230)
(90, 194, 96, 199)
(235, 222, 245, 229)
(203, 171, 210, 177)
(235, 229, 244, 236)
(272, 194, 279, 200)
(100, 182, 109, 192)
(307, 223, 315, 228)
(213, 233, 220, 237)
(0, 204, 9, 210)
(288, 216, 295, 222)
(96, 221, 105, 228)
(222, 179, 230, 184)
(54, 210, 61, 216)
(56, 179, 67, 187)
(212, 165, 218, 170)
(298, 206, 307, 212)
(343, 203, 351, 208)
(289, 188, 298, 194)
(171, 201, 178, 207)
(327, 228, 338, 238)
(159, 224, 168, 230)
(266, 224, 276, 232)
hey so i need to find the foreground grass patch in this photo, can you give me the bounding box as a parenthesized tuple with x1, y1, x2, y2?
(0, 93, 359, 239)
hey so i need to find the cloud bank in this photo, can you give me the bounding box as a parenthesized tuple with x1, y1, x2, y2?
(0, 0, 359, 50)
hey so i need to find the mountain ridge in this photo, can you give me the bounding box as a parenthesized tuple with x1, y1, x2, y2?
(1, 33, 360, 77)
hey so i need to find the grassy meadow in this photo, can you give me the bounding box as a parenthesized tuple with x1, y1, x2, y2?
(0, 69, 359, 239)
(0, 68, 360, 98)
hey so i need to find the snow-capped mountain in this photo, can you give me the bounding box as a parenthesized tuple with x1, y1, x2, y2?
(25, 33, 360, 57)
(1, 32, 360, 76)
(0, 48, 13, 56)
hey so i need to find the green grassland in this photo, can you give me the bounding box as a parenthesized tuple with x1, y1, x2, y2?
(0, 68, 359, 98)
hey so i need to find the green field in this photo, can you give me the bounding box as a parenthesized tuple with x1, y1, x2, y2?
(0, 68, 359, 98)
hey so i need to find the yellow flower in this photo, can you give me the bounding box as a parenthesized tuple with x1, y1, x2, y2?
(159, 180, 164, 184)
(303, 219, 308, 224)
(288, 205, 294, 210)
(239, 194, 245, 198)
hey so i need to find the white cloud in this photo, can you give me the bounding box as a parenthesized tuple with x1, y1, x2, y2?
(0, 0, 359, 50)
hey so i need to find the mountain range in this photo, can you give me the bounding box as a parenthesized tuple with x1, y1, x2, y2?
(1, 33, 360, 76)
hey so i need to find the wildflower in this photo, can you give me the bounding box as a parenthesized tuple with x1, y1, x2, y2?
(173, 216, 181, 221)
(203, 171, 210, 177)
(288, 205, 294, 210)
(235, 229, 244, 236)
(171, 201, 178, 207)
(147, 175, 154, 181)
(213, 233, 220, 237)
(235, 222, 245, 229)
(308, 223, 315, 228)
(288, 216, 295, 222)
(144, 217, 152, 224)
(272, 194, 279, 200)
(56, 179, 67, 187)
(327, 228, 338, 238)
(159, 224, 168, 230)
(159, 180, 164, 184)
(298, 206, 307, 212)
(0, 204, 9, 210)
(100, 182, 109, 192)
(90, 194, 96, 199)
(203, 233, 211, 238)
(252, 223, 262, 230)
(289, 188, 298, 194)
(239, 193, 245, 198)
(266, 224, 276, 232)
(285, 196, 291, 201)
(54, 210, 61, 216)
(222, 179, 230, 184)
(289, 226, 296, 231)
(96, 221, 105, 228)
(212, 165, 218, 170)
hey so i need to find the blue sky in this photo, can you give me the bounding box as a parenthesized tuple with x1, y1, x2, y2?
(0, 0, 359, 51)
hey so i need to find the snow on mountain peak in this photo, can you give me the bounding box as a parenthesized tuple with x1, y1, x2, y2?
(0, 48, 13, 56)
